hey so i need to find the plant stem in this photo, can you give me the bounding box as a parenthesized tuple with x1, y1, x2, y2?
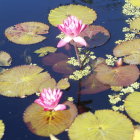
(74, 45, 82, 68)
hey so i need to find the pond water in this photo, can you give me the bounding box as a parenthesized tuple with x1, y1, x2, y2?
(0, 0, 139, 140)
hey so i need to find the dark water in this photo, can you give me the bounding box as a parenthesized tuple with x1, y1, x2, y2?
(0, 0, 127, 140)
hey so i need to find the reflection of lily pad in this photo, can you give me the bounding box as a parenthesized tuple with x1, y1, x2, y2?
(53, 60, 75, 74)
(5, 22, 49, 45)
(34, 46, 57, 57)
(0, 51, 12, 66)
(80, 74, 110, 94)
(48, 5, 97, 26)
(124, 92, 140, 123)
(113, 39, 140, 64)
(42, 53, 68, 66)
(95, 64, 139, 86)
(68, 110, 134, 140)
(0, 120, 5, 139)
(23, 101, 77, 137)
(0, 65, 51, 97)
(39, 78, 70, 92)
(80, 25, 110, 47)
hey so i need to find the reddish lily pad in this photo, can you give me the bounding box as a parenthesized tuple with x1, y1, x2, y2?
(5, 22, 49, 45)
(42, 53, 69, 66)
(52, 60, 75, 74)
(80, 74, 110, 94)
(113, 39, 140, 64)
(95, 64, 139, 86)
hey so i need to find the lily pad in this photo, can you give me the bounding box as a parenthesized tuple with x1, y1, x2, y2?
(113, 39, 140, 64)
(48, 5, 97, 26)
(0, 65, 51, 97)
(95, 64, 139, 86)
(23, 101, 77, 137)
(80, 74, 110, 94)
(133, 125, 140, 140)
(0, 120, 5, 139)
(42, 53, 68, 66)
(80, 25, 110, 47)
(5, 22, 49, 45)
(124, 92, 140, 123)
(0, 51, 12, 66)
(34, 46, 57, 57)
(68, 110, 134, 140)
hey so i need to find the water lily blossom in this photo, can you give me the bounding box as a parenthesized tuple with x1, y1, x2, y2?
(34, 88, 66, 111)
(57, 16, 87, 47)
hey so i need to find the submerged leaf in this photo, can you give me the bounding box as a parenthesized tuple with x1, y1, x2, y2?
(124, 92, 140, 123)
(68, 110, 134, 140)
(0, 65, 51, 97)
(5, 22, 49, 45)
(95, 64, 139, 86)
(42, 53, 68, 66)
(23, 101, 77, 137)
(48, 5, 97, 26)
(34, 46, 57, 57)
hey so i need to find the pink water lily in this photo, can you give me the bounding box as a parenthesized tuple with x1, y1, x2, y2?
(34, 88, 66, 111)
(57, 16, 87, 48)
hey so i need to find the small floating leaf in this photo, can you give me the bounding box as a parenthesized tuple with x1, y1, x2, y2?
(57, 78, 70, 90)
(0, 51, 12, 66)
(124, 92, 140, 123)
(23, 101, 77, 137)
(50, 134, 60, 140)
(48, 5, 97, 26)
(95, 64, 139, 86)
(68, 110, 134, 140)
(5, 22, 49, 45)
(34, 46, 57, 57)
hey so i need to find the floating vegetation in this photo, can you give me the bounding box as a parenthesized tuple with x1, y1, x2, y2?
(105, 54, 117, 66)
(0, 120, 5, 139)
(95, 64, 139, 86)
(124, 92, 140, 123)
(5, 22, 49, 45)
(34, 46, 57, 57)
(23, 101, 77, 137)
(39, 78, 70, 92)
(128, 0, 140, 7)
(79, 25, 110, 48)
(50, 134, 60, 140)
(113, 39, 140, 64)
(0, 65, 51, 97)
(48, 5, 97, 26)
(68, 110, 134, 140)
(133, 125, 140, 140)
(0, 51, 12, 66)
(80, 74, 110, 94)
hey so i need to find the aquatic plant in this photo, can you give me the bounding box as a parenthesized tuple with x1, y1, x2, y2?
(133, 125, 140, 140)
(0, 120, 5, 139)
(23, 101, 77, 137)
(124, 92, 140, 123)
(57, 16, 87, 48)
(68, 110, 134, 140)
(0, 65, 51, 97)
(35, 88, 66, 111)
(0, 51, 12, 66)
(48, 5, 97, 26)
(5, 22, 49, 45)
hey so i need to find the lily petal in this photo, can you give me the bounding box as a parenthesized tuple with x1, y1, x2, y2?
(73, 36, 87, 46)
(57, 36, 72, 48)
(54, 104, 67, 111)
